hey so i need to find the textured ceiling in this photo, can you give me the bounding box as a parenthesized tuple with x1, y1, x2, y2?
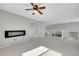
(0, 3, 79, 25)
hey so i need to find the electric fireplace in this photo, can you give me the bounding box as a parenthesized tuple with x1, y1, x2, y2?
(5, 30, 26, 38)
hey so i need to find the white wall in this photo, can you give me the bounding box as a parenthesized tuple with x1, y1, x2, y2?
(46, 21, 79, 40)
(0, 9, 46, 48)
(47, 22, 79, 32)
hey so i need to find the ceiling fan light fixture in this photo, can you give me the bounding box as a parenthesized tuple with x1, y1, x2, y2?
(33, 10, 39, 14)
(25, 3, 45, 15)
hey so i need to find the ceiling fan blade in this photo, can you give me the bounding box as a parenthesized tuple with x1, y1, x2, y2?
(37, 10, 43, 15)
(31, 3, 35, 6)
(25, 9, 32, 10)
(38, 6, 46, 9)
(31, 3, 38, 8)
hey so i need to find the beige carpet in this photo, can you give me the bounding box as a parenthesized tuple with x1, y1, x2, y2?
(0, 37, 79, 56)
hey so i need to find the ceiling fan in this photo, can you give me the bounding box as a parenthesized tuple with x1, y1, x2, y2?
(25, 3, 46, 15)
